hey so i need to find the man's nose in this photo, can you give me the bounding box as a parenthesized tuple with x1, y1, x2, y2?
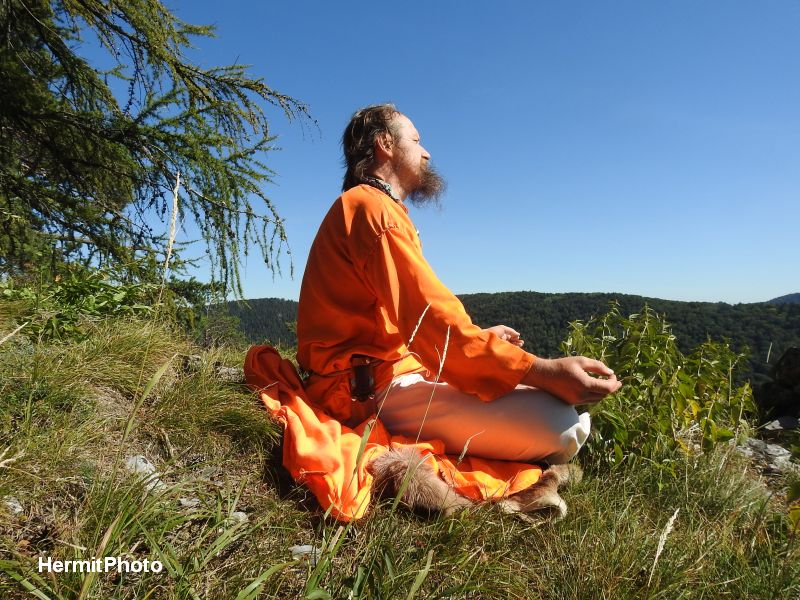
(421, 146, 431, 160)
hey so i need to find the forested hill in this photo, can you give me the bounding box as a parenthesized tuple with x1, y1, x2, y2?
(456, 292, 799, 382)
(226, 297, 299, 348)
(768, 293, 800, 304)
(229, 292, 800, 383)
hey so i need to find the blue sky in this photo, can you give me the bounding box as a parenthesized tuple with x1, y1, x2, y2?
(162, 1, 798, 304)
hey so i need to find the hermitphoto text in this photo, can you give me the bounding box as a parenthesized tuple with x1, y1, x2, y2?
(38, 556, 163, 574)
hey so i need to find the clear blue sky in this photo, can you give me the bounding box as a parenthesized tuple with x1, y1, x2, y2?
(166, 1, 798, 304)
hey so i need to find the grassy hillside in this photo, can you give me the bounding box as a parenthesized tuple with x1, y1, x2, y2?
(1, 287, 798, 598)
(230, 292, 800, 384)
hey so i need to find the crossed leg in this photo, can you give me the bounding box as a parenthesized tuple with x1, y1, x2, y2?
(376, 372, 590, 464)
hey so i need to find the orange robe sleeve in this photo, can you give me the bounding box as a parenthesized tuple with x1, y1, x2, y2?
(357, 222, 535, 401)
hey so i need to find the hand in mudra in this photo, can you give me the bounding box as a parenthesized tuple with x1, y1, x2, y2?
(484, 325, 524, 347)
(522, 356, 622, 406)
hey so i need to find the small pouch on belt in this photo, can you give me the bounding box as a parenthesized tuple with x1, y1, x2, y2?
(349, 354, 376, 403)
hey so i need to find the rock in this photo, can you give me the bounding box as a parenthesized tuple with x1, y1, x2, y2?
(216, 511, 250, 535)
(4, 496, 23, 515)
(736, 438, 794, 474)
(124, 455, 165, 491)
(228, 511, 249, 525)
(764, 416, 800, 433)
(774, 347, 800, 388)
(196, 466, 224, 488)
(180, 355, 244, 383)
(290, 544, 320, 565)
(182, 354, 204, 374)
(179, 497, 200, 509)
(214, 365, 245, 384)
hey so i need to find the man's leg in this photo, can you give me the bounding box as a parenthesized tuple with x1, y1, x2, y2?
(376, 373, 590, 464)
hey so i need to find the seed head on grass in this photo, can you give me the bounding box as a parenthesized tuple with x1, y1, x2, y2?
(648, 507, 679, 586)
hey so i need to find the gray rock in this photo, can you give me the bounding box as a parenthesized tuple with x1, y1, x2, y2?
(214, 366, 245, 383)
(228, 511, 249, 525)
(182, 354, 204, 373)
(764, 416, 800, 432)
(736, 438, 794, 474)
(124, 455, 165, 491)
(181, 355, 244, 383)
(4, 496, 23, 515)
(290, 544, 320, 565)
(179, 497, 201, 509)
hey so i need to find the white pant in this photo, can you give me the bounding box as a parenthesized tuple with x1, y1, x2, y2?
(376, 373, 591, 464)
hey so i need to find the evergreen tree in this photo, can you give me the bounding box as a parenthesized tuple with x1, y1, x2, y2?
(0, 0, 309, 294)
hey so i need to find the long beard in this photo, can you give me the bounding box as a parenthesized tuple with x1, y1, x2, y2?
(407, 163, 446, 208)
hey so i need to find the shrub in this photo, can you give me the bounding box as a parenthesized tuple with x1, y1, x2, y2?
(561, 303, 756, 472)
(1, 270, 157, 342)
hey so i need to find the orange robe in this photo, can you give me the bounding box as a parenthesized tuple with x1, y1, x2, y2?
(245, 184, 543, 520)
(297, 184, 535, 424)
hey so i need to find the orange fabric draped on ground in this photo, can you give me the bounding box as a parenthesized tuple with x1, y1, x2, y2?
(245, 345, 543, 521)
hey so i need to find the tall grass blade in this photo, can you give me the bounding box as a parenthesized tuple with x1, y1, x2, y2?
(352, 418, 375, 481)
(234, 561, 296, 600)
(406, 549, 434, 600)
(78, 513, 122, 599)
(122, 353, 176, 442)
(414, 326, 449, 445)
(163, 171, 181, 281)
(407, 303, 431, 347)
(0, 321, 28, 346)
(390, 456, 426, 513)
(0, 561, 53, 600)
(648, 507, 679, 586)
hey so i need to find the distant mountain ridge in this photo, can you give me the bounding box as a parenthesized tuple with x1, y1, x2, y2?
(768, 293, 800, 304)
(228, 291, 800, 383)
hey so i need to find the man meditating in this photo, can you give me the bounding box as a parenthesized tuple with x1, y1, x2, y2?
(296, 103, 621, 466)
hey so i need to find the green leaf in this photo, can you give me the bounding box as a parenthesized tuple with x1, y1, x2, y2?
(713, 427, 734, 442)
(789, 504, 800, 531)
(787, 480, 800, 504)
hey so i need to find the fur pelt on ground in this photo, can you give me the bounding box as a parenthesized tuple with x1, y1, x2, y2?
(367, 446, 582, 522)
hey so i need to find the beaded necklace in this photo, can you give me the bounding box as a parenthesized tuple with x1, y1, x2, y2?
(359, 176, 422, 245)
(360, 176, 400, 202)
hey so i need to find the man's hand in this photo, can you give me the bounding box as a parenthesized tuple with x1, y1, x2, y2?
(521, 356, 622, 405)
(484, 325, 524, 347)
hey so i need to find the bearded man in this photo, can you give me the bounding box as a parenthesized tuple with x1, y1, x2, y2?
(296, 104, 621, 464)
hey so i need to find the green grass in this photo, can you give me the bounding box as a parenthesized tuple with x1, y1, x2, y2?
(1, 309, 798, 599)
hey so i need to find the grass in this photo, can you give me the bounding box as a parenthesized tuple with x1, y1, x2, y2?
(0, 308, 798, 599)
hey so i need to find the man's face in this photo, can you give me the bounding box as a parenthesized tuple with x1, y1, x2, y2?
(390, 114, 446, 206)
